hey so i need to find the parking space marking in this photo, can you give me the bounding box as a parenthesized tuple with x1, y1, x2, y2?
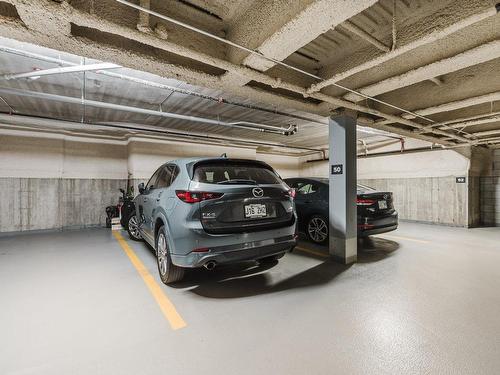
(294, 246, 329, 258)
(376, 234, 430, 244)
(113, 232, 187, 330)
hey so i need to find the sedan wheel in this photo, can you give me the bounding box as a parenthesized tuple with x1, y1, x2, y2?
(127, 215, 142, 241)
(307, 215, 328, 244)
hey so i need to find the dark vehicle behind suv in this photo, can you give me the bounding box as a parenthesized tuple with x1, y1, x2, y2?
(134, 158, 297, 284)
(284, 177, 398, 244)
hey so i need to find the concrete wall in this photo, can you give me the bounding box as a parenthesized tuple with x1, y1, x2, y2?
(358, 177, 467, 226)
(481, 149, 500, 226)
(0, 178, 127, 232)
(0, 132, 130, 233)
(257, 153, 300, 179)
(0, 128, 301, 233)
(300, 149, 477, 227)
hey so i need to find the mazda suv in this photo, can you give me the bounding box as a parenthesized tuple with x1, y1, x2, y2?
(133, 158, 297, 284)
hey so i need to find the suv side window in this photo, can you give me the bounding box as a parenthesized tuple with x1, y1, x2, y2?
(146, 168, 162, 190)
(170, 165, 180, 185)
(156, 166, 173, 189)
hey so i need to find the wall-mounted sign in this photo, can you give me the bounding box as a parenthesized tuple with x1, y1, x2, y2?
(456, 177, 466, 183)
(331, 164, 343, 175)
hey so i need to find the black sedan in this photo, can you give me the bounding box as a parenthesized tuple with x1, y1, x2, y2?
(284, 178, 398, 244)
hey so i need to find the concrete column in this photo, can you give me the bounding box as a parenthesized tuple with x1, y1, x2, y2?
(329, 109, 357, 264)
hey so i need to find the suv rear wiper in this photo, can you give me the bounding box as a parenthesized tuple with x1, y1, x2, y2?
(217, 179, 257, 185)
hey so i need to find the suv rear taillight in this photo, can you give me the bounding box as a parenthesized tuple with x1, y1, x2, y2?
(357, 198, 375, 206)
(175, 190, 224, 203)
(287, 188, 296, 199)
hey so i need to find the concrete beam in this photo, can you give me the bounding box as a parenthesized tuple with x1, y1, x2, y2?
(223, 0, 377, 85)
(438, 115, 500, 130)
(320, 92, 471, 144)
(429, 77, 443, 86)
(228, 0, 377, 71)
(344, 40, 500, 102)
(137, 0, 151, 32)
(419, 111, 500, 132)
(309, 0, 498, 94)
(402, 91, 500, 119)
(469, 129, 500, 138)
(341, 20, 390, 53)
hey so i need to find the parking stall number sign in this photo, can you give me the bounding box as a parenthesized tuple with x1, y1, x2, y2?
(331, 164, 343, 175)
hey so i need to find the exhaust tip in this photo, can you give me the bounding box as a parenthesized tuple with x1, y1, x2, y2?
(204, 261, 216, 270)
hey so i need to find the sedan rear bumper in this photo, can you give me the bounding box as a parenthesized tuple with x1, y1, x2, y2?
(358, 211, 398, 237)
(359, 224, 398, 237)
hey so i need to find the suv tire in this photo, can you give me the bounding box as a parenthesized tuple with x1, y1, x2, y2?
(156, 225, 185, 284)
(126, 214, 142, 241)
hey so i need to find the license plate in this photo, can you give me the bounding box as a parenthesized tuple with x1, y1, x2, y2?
(244, 204, 267, 218)
(378, 200, 388, 209)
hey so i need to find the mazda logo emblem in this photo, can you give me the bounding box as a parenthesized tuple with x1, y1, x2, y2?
(252, 187, 264, 198)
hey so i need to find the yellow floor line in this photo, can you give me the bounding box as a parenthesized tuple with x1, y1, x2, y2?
(376, 234, 430, 244)
(294, 246, 329, 258)
(113, 231, 187, 330)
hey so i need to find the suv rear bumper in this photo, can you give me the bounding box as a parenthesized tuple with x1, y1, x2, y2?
(171, 234, 296, 268)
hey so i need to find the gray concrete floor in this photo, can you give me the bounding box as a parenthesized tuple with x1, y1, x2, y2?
(1, 222, 499, 375)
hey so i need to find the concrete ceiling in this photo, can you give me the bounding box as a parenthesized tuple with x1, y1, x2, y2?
(0, 37, 400, 156)
(0, 0, 499, 150)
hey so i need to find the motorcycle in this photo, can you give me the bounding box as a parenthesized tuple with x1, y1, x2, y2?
(105, 187, 136, 230)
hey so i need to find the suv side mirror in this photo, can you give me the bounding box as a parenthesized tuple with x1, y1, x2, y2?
(138, 182, 145, 194)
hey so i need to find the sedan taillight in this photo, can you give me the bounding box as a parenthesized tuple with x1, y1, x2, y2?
(356, 198, 376, 206)
(175, 190, 224, 203)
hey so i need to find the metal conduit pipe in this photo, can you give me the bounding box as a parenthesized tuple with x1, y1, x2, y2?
(0, 63, 122, 80)
(0, 95, 15, 113)
(0, 87, 294, 135)
(0, 45, 326, 127)
(0, 113, 321, 153)
(0, 46, 67, 66)
(305, 139, 495, 162)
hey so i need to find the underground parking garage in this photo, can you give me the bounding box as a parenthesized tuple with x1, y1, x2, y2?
(1, 0, 500, 373)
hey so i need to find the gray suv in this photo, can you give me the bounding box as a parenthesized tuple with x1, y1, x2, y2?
(131, 157, 297, 284)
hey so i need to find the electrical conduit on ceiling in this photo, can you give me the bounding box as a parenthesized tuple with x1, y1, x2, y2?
(0, 113, 321, 153)
(0, 86, 295, 135)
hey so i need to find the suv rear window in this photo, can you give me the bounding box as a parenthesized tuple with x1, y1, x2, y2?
(193, 162, 281, 185)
